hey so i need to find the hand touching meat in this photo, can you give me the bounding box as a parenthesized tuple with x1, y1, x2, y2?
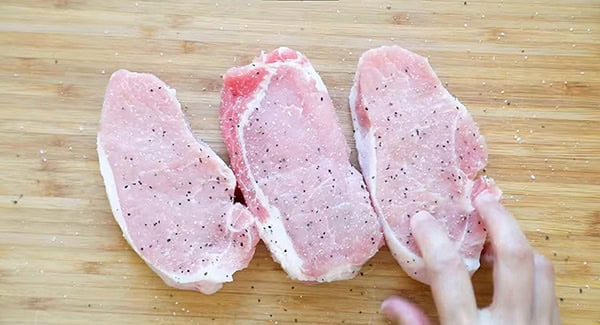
(381, 190, 560, 324)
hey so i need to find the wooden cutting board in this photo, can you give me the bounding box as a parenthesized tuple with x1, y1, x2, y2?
(1, 1, 598, 324)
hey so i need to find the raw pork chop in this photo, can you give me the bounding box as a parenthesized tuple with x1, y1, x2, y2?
(97, 70, 258, 294)
(349, 46, 501, 284)
(220, 48, 383, 282)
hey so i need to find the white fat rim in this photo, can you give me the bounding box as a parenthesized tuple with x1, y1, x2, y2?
(237, 50, 358, 281)
(349, 58, 480, 283)
(98, 98, 240, 294)
(348, 80, 378, 196)
(349, 69, 428, 282)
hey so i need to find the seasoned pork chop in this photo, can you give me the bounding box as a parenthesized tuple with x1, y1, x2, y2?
(220, 48, 383, 282)
(98, 70, 258, 294)
(350, 46, 501, 283)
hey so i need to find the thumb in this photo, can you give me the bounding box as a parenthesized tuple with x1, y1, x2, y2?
(381, 296, 431, 325)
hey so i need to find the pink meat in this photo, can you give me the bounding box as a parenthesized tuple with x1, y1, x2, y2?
(97, 70, 258, 294)
(220, 48, 383, 282)
(349, 46, 501, 284)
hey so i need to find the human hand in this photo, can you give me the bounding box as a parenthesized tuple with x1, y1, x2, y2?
(381, 191, 560, 324)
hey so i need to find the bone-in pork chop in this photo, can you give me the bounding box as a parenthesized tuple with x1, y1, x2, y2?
(97, 70, 258, 294)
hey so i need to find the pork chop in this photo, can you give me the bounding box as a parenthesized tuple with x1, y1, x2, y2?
(220, 48, 383, 282)
(97, 70, 259, 294)
(349, 46, 501, 284)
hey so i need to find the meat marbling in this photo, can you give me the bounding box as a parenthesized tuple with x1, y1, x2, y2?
(220, 48, 383, 282)
(349, 46, 501, 284)
(97, 70, 259, 294)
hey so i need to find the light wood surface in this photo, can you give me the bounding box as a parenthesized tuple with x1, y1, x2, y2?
(1, 1, 599, 324)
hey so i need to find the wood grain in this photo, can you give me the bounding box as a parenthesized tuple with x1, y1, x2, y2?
(1, 0, 598, 324)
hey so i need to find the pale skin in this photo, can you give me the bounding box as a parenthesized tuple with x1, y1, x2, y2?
(381, 190, 561, 325)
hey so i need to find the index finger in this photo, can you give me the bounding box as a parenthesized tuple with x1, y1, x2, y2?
(411, 211, 478, 324)
(474, 191, 534, 322)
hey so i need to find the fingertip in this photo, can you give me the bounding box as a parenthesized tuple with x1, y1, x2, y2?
(381, 296, 430, 325)
(473, 190, 507, 228)
(410, 211, 434, 232)
(473, 189, 498, 209)
(534, 253, 555, 277)
(410, 211, 448, 247)
(410, 211, 451, 257)
(380, 296, 400, 319)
